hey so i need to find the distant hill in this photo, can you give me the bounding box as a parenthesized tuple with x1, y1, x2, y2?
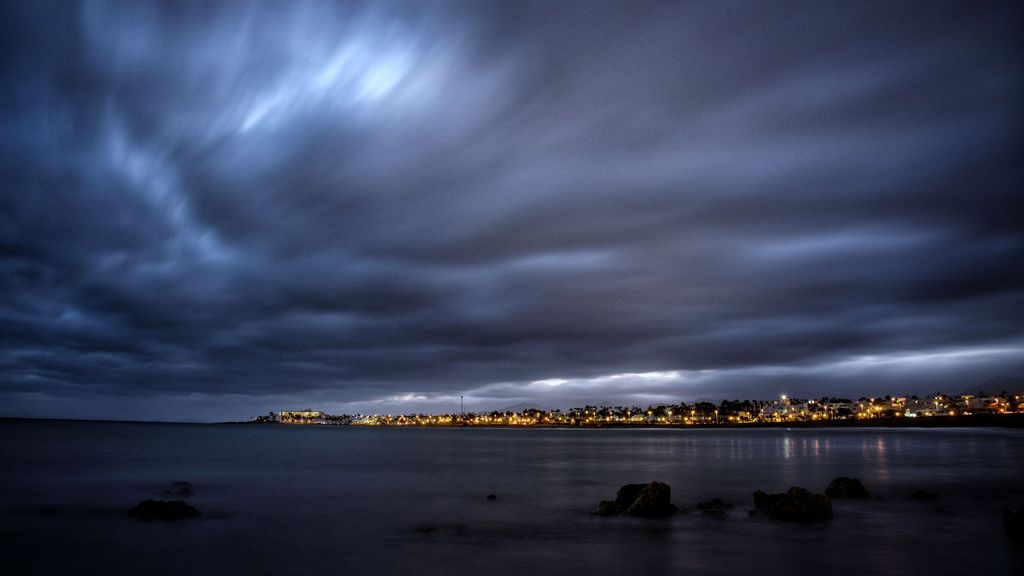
(959, 376, 1024, 396)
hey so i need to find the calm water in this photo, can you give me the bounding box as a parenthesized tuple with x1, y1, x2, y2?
(1, 420, 1022, 575)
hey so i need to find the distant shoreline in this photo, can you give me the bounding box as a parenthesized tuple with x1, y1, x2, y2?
(250, 413, 1024, 429)
(2, 413, 1022, 428)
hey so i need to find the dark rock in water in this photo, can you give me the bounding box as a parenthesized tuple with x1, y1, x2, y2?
(592, 484, 643, 515)
(1004, 509, 1024, 542)
(696, 498, 733, 510)
(128, 500, 201, 521)
(774, 488, 832, 523)
(753, 490, 784, 510)
(485, 494, 497, 501)
(752, 487, 832, 523)
(594, 500, 620, 516)
(701, 509, 728, 520)
(594, 481, 678, 517)
(162, 481, 193, 497)
(910, 489, 942, 501)
(615, 484, 647, 509)
(825, 477, 869, 499)
(626, 481, 678, 517)
(696, 499, 732, 520)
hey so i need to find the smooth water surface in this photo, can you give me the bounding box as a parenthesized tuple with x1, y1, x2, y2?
(1, 420, 1022, 575)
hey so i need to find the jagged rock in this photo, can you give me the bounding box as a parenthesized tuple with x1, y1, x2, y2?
(128, 500, 201, 521)
(1004, 509, 1024, 542)
(910, 489, 942, 501)
(825, 477, 869, 499)
(626, 481, 677, 517)
(594, 481, 678, 517)
(752, 487, 832, 523)
(696, 498, 733, 510)
(162, 481, 193, 497)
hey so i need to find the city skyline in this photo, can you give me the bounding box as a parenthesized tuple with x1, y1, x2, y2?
(255, 375, 1024, 423)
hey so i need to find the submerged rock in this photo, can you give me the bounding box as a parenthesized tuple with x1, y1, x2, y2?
(594, 500, 620, 516)
(700, 509, 729, 520)
(485, 494, 497, 501)
(128, 500, 201, 521)
(825, 477, 869, 499)
(162, 481, 193, 497)
(752, 487, 832, 523)
(593, 481, 678, 517)
(696, 498, 733, 510)
(697, 498, 732, 519)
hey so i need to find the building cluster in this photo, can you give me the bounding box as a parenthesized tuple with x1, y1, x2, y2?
(252, 391, 1023, 427)
(253, 410, 353, 425)
(760, 393, 1020, 421)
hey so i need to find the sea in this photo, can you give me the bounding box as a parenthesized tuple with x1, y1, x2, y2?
(1, 419, 1022, 575)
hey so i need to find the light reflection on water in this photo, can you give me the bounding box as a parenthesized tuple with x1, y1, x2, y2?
(0, 421, 1022, 575)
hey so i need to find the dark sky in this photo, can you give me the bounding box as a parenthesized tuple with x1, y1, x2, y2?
(2, 1, 1022, 421)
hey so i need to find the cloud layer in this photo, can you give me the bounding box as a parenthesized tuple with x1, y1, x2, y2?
(2, 1, 1022, 420)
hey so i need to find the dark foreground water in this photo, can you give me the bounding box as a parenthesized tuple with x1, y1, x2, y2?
(1, 420, 1022, 575)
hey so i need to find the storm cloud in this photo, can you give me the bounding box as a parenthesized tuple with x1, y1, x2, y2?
(2, 1, 1022, 421)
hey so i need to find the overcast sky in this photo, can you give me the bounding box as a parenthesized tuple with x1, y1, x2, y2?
(2, 1, 1022, 421)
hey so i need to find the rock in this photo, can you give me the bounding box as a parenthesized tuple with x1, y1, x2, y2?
(696, 498, 732, 520)
(614, 484, 647, 509)
(825, 477, 869, 499)
(485, 494, 497, 501)
(696, 498, 733, 510)
(593, 500, 620, 516)
(752, 487, 832, 523)
(909, 489, 942, 501)
(1004, 509, 1024, 542)
(127, 500, 201, 521)
(162, 481, 193, 497)
(753, 490, 784, 510)
(594, 481, 678, 518)
(625, 481, 678, 517)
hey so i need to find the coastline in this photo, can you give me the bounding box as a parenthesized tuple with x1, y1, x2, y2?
(244, 413, 1024, 429)
(2, 413, 1022, 428)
